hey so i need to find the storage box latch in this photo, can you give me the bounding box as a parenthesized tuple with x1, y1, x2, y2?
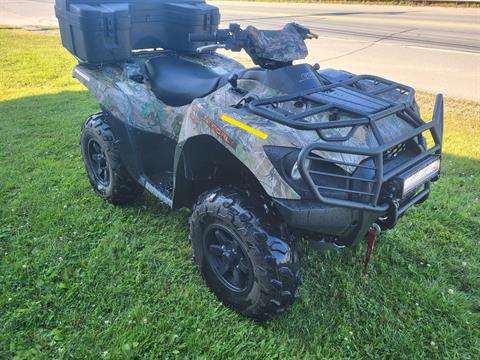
(203, 13, 212, 30)
(103, 13, 116, 47)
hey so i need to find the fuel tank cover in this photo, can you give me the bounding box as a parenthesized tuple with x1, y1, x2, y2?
(264, 64, 325, 93)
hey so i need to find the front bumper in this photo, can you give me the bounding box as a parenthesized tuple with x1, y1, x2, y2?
(276, 94, 444, 246)
(273, 181, 431, 246)
(273, 198, 377, 246)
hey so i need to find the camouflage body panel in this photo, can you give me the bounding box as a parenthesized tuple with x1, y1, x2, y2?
(178, 81, 318, 199)
(73, 52, 415, 201)
(73, 52, 244, 141)
(244, 23, 309, 63)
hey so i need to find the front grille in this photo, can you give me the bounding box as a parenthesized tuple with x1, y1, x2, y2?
(305, 151, 379, 205)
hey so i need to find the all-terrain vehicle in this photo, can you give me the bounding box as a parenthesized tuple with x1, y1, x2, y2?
(56, 0, 443, 319)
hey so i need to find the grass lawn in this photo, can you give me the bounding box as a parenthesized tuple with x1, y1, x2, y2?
(0, 28, 479, 359)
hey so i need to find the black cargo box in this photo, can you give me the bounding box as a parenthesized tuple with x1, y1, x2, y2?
(55, 0, 220, 64)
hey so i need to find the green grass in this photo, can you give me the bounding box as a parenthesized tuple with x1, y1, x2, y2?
(0, 28, 479, 359)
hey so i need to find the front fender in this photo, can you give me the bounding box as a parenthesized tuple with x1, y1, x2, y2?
(176, 100, 301, 200)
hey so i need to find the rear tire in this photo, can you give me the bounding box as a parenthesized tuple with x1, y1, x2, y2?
(80, 112, 143, 205)
(189, 186, 301, 320)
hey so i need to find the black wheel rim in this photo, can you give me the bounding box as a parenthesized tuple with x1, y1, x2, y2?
(203, 224, 254, 293)
(86, 139, 110, 186)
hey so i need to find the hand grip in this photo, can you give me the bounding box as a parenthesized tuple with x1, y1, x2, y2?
(188, 32, 218, 42)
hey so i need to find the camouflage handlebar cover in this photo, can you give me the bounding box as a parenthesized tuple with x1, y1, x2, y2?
(243, 23, 309, 65)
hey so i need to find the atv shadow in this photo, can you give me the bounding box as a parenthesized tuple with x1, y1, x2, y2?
(1, 91, 479, 356)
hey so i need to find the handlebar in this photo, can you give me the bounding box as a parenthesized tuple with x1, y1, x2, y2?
(188, 33, 218, 42)
(188, 30, 230, 43)
(188, 23, 317, 63)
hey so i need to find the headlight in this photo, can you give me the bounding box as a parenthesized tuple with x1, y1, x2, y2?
(291, 159, 310, 181)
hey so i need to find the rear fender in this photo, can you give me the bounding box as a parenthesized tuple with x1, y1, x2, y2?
(73, 64, 187, 140)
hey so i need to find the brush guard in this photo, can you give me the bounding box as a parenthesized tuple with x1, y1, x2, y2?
(249, 75, 444, 214)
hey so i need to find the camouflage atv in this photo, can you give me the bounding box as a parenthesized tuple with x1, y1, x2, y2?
(70, 21, 443, 319)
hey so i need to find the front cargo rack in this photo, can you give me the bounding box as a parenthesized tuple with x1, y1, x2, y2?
(248, 75, 422, 142)
(248, 75, 444, 212)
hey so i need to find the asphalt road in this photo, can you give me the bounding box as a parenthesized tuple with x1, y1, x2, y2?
(1, 0, 479, 101)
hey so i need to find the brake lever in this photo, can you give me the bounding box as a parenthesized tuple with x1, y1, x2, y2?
(196, 44, 226, 53)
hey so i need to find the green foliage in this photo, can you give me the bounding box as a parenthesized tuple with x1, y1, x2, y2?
(0, 28, 479, 359)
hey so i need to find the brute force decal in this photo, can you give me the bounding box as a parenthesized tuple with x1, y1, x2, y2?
(191, 105, 238, 149)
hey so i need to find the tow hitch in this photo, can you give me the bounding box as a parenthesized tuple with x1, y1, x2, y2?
(364, 223, 381, 280)
(378, 198, 399, 230)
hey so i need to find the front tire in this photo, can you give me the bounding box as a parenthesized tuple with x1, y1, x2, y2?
(190, 186, 301, 320)
(80, 112, 143, 205)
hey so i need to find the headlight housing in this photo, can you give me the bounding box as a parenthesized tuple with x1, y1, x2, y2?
(263, 146, 312, 198)
(265, 146, 362, 201)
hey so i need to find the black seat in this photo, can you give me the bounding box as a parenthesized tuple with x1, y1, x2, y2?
(145, 56, 229, 107)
